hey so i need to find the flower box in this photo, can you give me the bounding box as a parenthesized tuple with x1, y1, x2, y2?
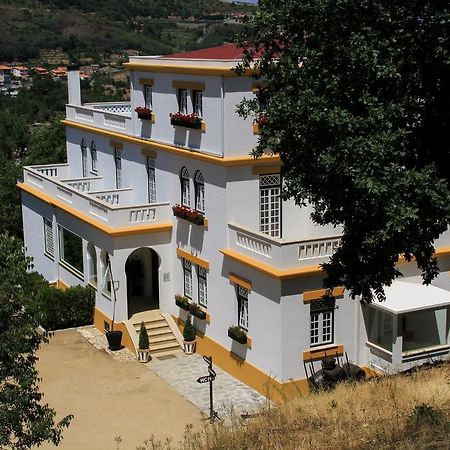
(175, 294, 190, 311)
(228, 325, 247, 345)
(135, 106, 153, 120)
(189, 303, 207, 320)
(172, 204, 205, 226)
(170, 112, 202, 129)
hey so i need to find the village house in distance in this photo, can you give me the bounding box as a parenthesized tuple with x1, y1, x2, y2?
(19, 44, 450, 397)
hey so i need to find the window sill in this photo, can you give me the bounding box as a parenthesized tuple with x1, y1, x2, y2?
(302, 343, 344, 361)
(402, 344, 449, 358)
(58, 260, 84, 281)
(44, 251, 54, 261)
(101, 291, 112, 301)
(88, 280, 98, 290)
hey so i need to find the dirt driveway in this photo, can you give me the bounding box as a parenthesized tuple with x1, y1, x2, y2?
(35, 329, 203, 450)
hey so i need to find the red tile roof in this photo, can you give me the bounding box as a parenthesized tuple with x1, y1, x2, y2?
(166, 43, 255, 60)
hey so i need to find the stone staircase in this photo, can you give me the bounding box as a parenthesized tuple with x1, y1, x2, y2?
(125, 310, 183, 358)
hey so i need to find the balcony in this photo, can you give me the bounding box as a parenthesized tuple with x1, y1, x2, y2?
(227, 222, 341, 270)
(66, 103, 133, 135)
(21, 165, 172, 234)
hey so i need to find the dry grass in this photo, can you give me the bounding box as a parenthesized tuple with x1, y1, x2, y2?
(173, 363, 450, 450)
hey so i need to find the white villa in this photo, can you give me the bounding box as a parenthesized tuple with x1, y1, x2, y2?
(20, 44, 450, 398)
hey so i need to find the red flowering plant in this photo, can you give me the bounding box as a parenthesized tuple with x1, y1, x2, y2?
(255, 115, 267, 127)
(172, 204, 204, 225)
(170, 112, 202, 129)
(135, 106, 152, 120)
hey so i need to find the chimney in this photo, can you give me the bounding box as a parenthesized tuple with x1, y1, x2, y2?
(67, 65, 81, 105)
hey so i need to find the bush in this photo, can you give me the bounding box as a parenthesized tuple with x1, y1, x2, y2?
(183, 315, 196, 342)
(34, 283, 95, 331)
(138, 321, 149, 349)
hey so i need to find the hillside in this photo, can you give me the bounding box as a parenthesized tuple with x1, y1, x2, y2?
(0, 0, 254, 62)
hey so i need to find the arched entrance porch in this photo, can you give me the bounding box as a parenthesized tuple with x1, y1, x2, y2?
(125, 247, 160, 319)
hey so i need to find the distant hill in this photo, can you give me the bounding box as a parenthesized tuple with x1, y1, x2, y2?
(0, 0, 255, 63)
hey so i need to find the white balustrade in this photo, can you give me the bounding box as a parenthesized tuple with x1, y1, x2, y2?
(95, 193, 120, 205)
(75, 107, 94, 122)
(236, 231, 272, 258)
(298, 238, 341, 260)
(56, 186, 73, 203)
(129, 208, 156, 223)
(87, 102, 131, 115)
(104, 113, 126, 130)
(36, 167, 58, 177)
(67, 180, 91, 192)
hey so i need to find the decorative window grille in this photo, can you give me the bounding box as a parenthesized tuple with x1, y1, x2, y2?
(90, 141, 97, 173)
(114, 149, 122, 189)
(183, 259, 192, 299)
(81, 139, 87, 177)
(194, 170, 205, 213)
(259, 174, 281, 237)
(180, 166, 190, 207)
(238, 285, 249, 331)
(43, 218, 54, 257)
(144, 85, 152, 110)
(192, 90, 202, 117)
(178, 89, 188, 114)
(146, 157, 156, 203)
(310, 297, 335, 346)
(197, 266, 208, 307)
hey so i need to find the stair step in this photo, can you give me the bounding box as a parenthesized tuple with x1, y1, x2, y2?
(133, 320, 166, 330)
(148, 328, 172, 338)
(150, 341, 181, 354)
(150, 334, 178, 345)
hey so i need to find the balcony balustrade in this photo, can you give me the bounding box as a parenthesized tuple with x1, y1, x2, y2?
(22, 166, 171, 229)
(228, 222, 342, 270)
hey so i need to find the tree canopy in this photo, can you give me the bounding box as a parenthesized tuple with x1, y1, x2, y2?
(0, 234, 72, 449)
(237, 0, 450, 301)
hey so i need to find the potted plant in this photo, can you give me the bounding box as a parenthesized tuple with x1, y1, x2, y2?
(228, 325, 247, 345)
(135, 106, 153, 120)
(169, 112, 202, 129)
(175, 294, 190, 311)
(183, 314, 196, 354)
(137, 321, 151, 363)
(189, 302, 206, 320)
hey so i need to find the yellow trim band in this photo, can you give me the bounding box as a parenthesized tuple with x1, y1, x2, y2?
(19, 182, 173, 237)
(63, 120, 280, 167)
(303, 287, 344, 303)
(229, 273, 252, 291)
(125, 62, 257, 77)
(220, 248, 322, 280)
(172, 80, 205, 91)
(141, 148, 157, 158)
(109, 140, 123, 149)
(176, 248, 210, 270)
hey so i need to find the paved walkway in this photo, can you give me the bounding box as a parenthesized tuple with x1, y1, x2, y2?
(148, 353, 268, 418)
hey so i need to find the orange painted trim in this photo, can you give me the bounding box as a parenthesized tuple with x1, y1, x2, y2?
(252, 123, 260, 135)
(252, 164, 281, 175)
(138, 77, 154, 86)
(303, 287, 344, 303)
(303, 344, 344, 361)
(62, 120, 280, 167)
(176, 247, 210, 270)
(220, 248, 322, 280)
(19, 182, 173, 237)
(125, 62, 257, 77)
(172, 80, 205, 91)
(229, 273, 252, 291)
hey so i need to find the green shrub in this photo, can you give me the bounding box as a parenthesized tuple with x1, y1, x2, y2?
(183, 314, 196, 342)
(138, 322, 149, 349)
(35, 283, 95, 331)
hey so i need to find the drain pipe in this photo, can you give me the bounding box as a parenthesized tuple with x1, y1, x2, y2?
(220, 76, 225, 157)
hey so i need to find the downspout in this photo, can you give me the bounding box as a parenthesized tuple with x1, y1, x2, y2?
(354, 295, 361, 365)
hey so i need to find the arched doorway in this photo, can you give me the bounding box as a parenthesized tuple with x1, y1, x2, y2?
(125, 247, 160, 318)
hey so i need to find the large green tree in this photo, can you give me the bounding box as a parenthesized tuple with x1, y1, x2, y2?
(237, 0, 450, 301)
(0, 234, 72, 449)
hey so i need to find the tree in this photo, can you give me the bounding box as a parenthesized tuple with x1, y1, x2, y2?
(237, 0, 450, 301)
(0, 159, 22, 237)
(0, 234, 72, 449)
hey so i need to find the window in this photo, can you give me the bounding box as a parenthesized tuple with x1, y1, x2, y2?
(180, 167, 190, 207)
(146, 157, 156, 203)
(100, 250, 111, 296)
(259, 173, 281, 238)
(87, 242, 97, 286)
(192, 90, 202, 117)
(59, 226, 83, 276)
(90, 141, 97, 173)
(238, 285, 249, 331)
(81, 139, 87, 177)
(183, 259, 192, 299)
(194, 171, 205, 213)
(144, 85, 152, 110)
(310, 297, 335, 346)
(197, 266, 208, 307)
(43, 218, 54, 258)
(177, 88, 188, 114)
(114, 148, 122, 189)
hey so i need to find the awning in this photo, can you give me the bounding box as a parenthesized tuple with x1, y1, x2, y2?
(371, 280, 450, 314)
